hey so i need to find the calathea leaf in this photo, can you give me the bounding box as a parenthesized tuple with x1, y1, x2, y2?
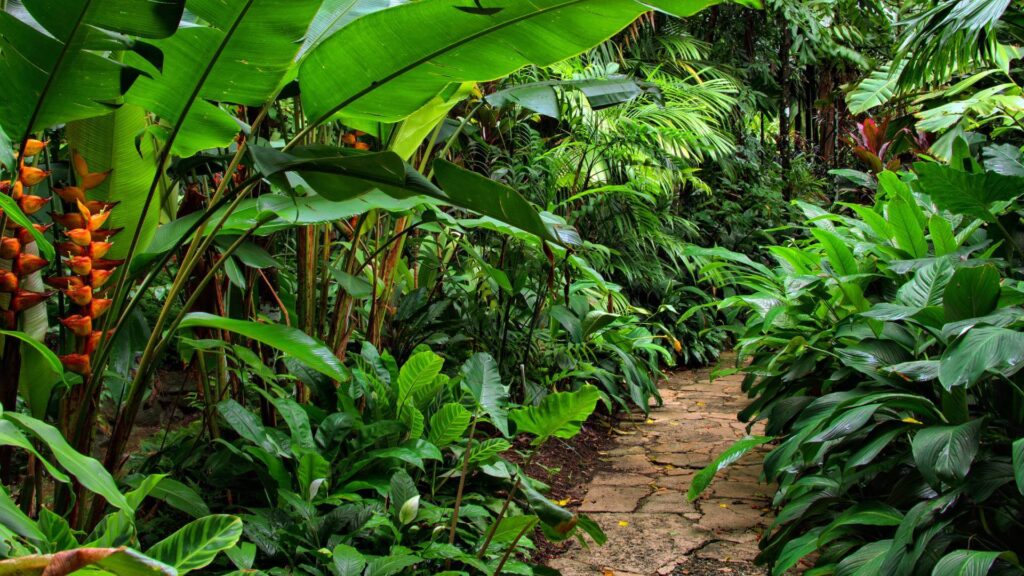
(939, 326, 1024, 390)
(688, 436, 772, 501)
(146, 514, 243, 574)
(911, 420, 983, 488)
(914, 162, 1023, 222)
(943, 265, 1001, 323)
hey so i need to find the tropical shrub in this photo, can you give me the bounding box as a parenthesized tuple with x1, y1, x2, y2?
(691, 147, 1024, 575)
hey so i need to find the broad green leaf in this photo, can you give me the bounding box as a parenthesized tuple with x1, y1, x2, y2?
(811, 229, 858, 276)
(66, 105, 160, 258)
(217, 399, 282, 455)
(298, 0, 727, 126)
(297, 451, 330, 500)
(772, 528, 824, 576)
(461, 353, 509, 437)
(365, 554, 421, 576)
(836, 540, 892, 576)
(144, 478, 212, 518)
(982, 143, 1024, 176)
(125, 0, 322, 156)
(911, 420, 983, 488)
(146, 514, 243, 574)
(0, 329, 63, 385)
(819, 503, 903, 545)
(520, 480, 576, 538)
(178, 313, 347, 382)
(270, 397, 316, 450)
(0, 487, 45, 545)
(486, 76, 643, 118)
(897, 259, 954, 309)
(847, 65, 901, 114)
(929, 215, 958, 256)
(5, 412, 132, 512)
(0, 0, 183, 139)
(888, 195, 927, 258)
(396, 351, 445, 410)
(427, 403, 472, 448)
(844, 203, 894, 241)
(390, 82, 475, 161)
(943, 265, 1000, 322)
(939, 326, 1024, 389)
(810, 404, 880, 443)
(332, 544, 367, 576)
(687, 436, 772, 501)
(468, 438, 511, 463)
(914, 162, 1023, 221)
(931, 550, 1006, 576)
(298, 0, 410, 58)
(510, 385, 601, 445)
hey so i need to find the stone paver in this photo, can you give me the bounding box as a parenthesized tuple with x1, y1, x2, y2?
(546, 358, 773, 575)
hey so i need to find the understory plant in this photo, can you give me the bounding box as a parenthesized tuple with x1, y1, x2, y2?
(690, 143, 1024, 575)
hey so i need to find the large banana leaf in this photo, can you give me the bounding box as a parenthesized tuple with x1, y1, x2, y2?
(125, 0, 322, 156)
(298, 0, 409, 58)
(0, 0, 184, 140)
(66, 105, 160, 258)
(298, 0, 743, 125)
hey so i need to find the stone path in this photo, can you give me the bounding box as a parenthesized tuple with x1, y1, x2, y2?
(547, 363, 773, 576)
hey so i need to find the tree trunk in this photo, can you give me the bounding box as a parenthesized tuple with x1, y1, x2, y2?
(778, 14, 792, 198)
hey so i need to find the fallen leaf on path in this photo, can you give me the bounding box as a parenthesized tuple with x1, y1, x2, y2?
(617, 520, 629, 527)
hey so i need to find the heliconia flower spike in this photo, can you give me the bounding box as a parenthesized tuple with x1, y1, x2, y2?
(90, 258, 124, 270)
(17, 195, 50, 215)
(50, 212, 87, 230)
(11, 289, 53, 312)
(14, 253, 48, 275)
(60, 314, 93, 337)
(88, 269, 113, 289)
(83, 200, 118, 213)
(45, 276, 86, 290)
(54, 186, 86, 204)
(20, 140, 48, 158)
(18, 166, 49, 186)
(88, 211, 111, 231)
(9, 181, 23, 201)
(59, 353, 91, 375)
(0, 272, 18, 293)
(0, 237, 20, 259)
(66, 256, 92, 275)
(59, 243, 87, 257)
(87, 299, 112, 319)
(84, 330, 113, 355)
(88, 242, 113, 259)
(65, 284, 93, 306)
(90, 228, 123, 241)
(66, 228, 92, 247)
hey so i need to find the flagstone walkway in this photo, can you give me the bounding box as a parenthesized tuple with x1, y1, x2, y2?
(547, 363, 774, 576)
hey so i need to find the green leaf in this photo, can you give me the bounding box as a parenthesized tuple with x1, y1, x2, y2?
(217, 399, 283, 455)
(811, 229, 858, 276)
(297, 451, 330, 500)
(810, 404, 880, 443)
(0, 329, 64, 386)
(929, 215, 958, 256)
(396, 351, 445, 411)
(469, 438, 511, 463)
(0, 487, 45, 545)
(819, 503, 903, 544)
(427, 403, 472, 448)
(486, 77, 643, 118)
(4, 412, 132, 512)
(912, 420, 983, 488)
(847, 65, 901, 114)
(931, 550, 1007, 576)
(888, 195, 928, 258)
(939, 326, 1024, 389)
(270, 397, 316, 450)
(331, 544, 367, 576)
(943, 265, 1001, 322)
(146, 514, 243, 574)
(836, 540, 892, 576)
(389, 82, 475, 161)
(898, 259, 954, 309)
(0, 0, 183, 139)
(178, 313, 347, 382)
(510, 384, 601, 445)
(520, 480, 577, 537)
(461, 353, 509, 437)
(433, 159, 558, 243)
(1013, 438, 1024, 496)
(983, 143, 1024, 176)
(687, 436, 772, 501)
(772, 528, 824, 576)
(914, 162, 1023, 221)
(144, 478, 211, 519)
(365, 554, 421, 576)
(298, 0, 725, 125)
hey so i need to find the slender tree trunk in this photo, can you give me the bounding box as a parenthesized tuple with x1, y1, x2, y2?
(778, 13, 792, 198)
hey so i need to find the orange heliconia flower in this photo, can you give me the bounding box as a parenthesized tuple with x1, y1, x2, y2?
(4, 180, 25, 200)
(21, 139, 48, 158)
(88, 210, 111, 231)
(83, 200, 118, 213)
(59, 354, 91, 375)
(45, 276, 86, 290)
(15, 224, 49, 245)
(54, 186, 86, 204)
(51, 212, 86, 230)
(66, 256, 92, 275)
(84, 330, 113, 354)
(65, 284, 93, 306)
(72, 150, 110, 190)
(0, 237, 20, 259)
(11, 289, 52, 312)
(14, 253, 48, 275)
(0, 272, 18, 293)
(60, 314, 93, 337)
(18, 166, 49, 186)
(88, 242, 113, 259)
(354, 142, 371, 151)
(87, 299, 112, 319)
(66, 228, 92, 247)
(342, 133, 358, 146)
(89, 269, 114, 289)
(17, 195, 49, 215)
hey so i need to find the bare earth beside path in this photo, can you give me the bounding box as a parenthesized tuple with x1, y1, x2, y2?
(547, 361, 773, 576)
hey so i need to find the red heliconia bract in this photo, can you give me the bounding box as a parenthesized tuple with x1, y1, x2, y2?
(51, 211, 87, 230)
(58, 242, 87, 257)
(91, 258, 124, 270)
(88, 242, 112, 259)
(14, 224, 49, 245)
(66, 228, 92, 247)
(59, 354, 91, 375)
(15, 253, 48, 275)
(66, 256, 92, 275)
(45, 276, 86, 290)
(17, 195, 49, 215)
(0, 272, 18, 293)
(89, 269, 113, 288)
(65, 284, 93, 306)
(0, 237, 20, 259)
(18, 166, 49, 186)
(11, 289, 53, 312)
(60, 314, 93, 337)
(88, 299, 112, 319)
